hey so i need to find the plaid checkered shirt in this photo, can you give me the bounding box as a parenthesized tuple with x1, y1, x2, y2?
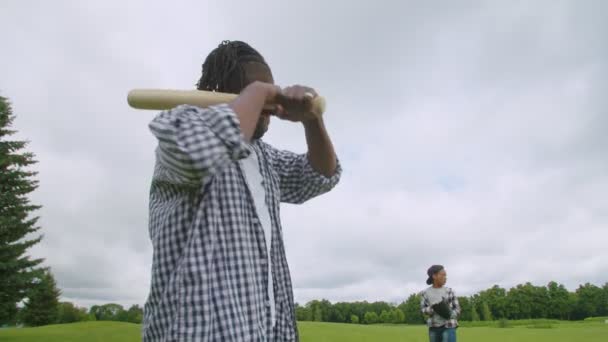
(420, 287, 461, 328)
(143, 104, 341, 341)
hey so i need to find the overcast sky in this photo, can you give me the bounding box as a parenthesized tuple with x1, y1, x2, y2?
(1, 0, 607, 309)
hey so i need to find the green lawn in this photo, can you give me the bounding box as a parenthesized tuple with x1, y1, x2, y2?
(299, 321, 607, 341)
(0, 321, 606, 341)
(0, 321, 140, 342)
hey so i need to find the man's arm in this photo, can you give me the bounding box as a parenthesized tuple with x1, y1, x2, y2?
(149, 82, 276, 186)
(302, 117, 337, 177)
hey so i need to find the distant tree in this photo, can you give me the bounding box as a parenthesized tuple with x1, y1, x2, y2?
(390, 308, 405, 324)
(90, 303, 125, 321)
(471, 304, 480, 321)
(457, 297, 472, 321)
(567, 292, 578, 321)
(86, 311, 97, 322)
(333, 302, 350, 323)
(478, 285, 507, 319)
(313, 305, 323, 322)
(57, 302, 85, 323)
(506, 283, 533, 319)
(350, 314, 359, 324)
(379, 310, 391, 323)
(295, 303, 311, 321)
(125, 305, 143, 323)
(364, 311, 378, 324)
(317, 299, 333, 322)
(305, 301, 319, 322)
(400, 293, 425, 324)
(79, 307, 94, 321)
(530, 284, 550, 318)
(370, 301, 392, 316)
(89, 305, 102, 320)
(116, 308, 129, 322)
(573, 283, 604, 320)
(352, 301, 369, 322)
(601, 283, 608, 317)
(481, 302, 493, 321)
(547, 281, 571, 320)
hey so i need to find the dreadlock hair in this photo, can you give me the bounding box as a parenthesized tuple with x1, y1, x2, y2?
(196, 40, 269, 94)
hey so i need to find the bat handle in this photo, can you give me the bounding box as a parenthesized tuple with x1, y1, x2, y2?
(311, 96, 326, 118)
(268, 96, 326, 119)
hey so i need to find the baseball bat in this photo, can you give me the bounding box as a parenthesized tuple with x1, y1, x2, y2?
(127, 89, 326, 117)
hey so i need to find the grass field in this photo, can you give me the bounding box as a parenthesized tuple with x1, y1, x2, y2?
(0, 320, 606, 341)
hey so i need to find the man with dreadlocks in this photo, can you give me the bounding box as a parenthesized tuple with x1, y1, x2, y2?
(143, 40, 341, 341)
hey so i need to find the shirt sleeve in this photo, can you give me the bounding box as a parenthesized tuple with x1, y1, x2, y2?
(263, 143, 342, 204)
(420, 292, 434, 316)
(148, 104, 251, 186)
(449, 288, 461, 318)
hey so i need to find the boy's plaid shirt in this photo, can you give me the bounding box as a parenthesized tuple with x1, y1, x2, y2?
(420, 287, 461, 328)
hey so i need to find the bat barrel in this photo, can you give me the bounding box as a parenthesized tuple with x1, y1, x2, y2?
(127, 89, 237, 110)
(127, 89, 326, 117)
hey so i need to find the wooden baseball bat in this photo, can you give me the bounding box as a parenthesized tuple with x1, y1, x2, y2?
(127, 89, 326, 117)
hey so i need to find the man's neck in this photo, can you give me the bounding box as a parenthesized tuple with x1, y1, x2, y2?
(432, 283, 443, 288)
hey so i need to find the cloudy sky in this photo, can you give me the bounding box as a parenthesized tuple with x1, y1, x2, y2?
(1, 0, 607, 309)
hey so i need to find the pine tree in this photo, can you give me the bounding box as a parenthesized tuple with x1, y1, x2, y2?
(21, 269, 60, 326)
(0, 95, 44, 325)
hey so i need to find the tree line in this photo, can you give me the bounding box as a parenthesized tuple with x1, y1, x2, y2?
(16, 298, 144, 327)
(8, 276, 606, 327)
(1, 268, 144, 327)
(296, 281, 608, 324)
